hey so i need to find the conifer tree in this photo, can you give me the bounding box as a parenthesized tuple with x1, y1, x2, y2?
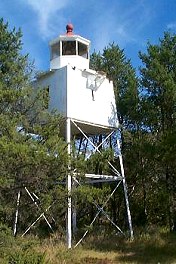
(0, 19, 68, 233)
(139, 32, 176, 229)
(90, 44, 139, 227)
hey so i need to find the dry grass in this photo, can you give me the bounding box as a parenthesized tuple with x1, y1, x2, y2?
(43, 244, 117, 264)
(38, 228, 176, 264)
(1, 227, 176, 263)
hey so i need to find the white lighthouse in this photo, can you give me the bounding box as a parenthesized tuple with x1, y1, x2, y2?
(34, 24, 133, 248)
(34, 24, 119, 135)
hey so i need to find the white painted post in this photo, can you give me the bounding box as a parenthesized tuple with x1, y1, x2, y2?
(66, 118, 72, 248)
(72, 180, 77, 235)
(117, 140, 134, 240)
(72, 208, 77, 234)
(76, 40, 78, 56)
(13, 190, 21, 236)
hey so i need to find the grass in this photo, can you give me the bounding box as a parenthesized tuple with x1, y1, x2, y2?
(1, 227, 176, 263)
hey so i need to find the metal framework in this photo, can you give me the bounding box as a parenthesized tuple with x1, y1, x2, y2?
(66, 118, 133, 248)
(13, 117, 133, 248)
(13, 187, 55, 237)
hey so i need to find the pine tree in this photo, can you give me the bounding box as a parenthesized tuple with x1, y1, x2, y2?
(90, 44, 140, 227)
(90, 43, 139, 129)
(139, 32, 176, 230)
(0, 19, 68, 234)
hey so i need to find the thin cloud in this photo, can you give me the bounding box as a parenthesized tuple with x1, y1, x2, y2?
(167, 22, 176, 31)
(91, 1, 152, 52)
(24, 0, 69, 39)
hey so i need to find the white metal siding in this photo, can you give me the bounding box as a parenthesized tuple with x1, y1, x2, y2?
(35, 65, 119, 131)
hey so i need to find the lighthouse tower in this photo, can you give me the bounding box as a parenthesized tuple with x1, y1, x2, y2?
(50, 23, 90, 71)
(35, 24, 118, 135)
(34, 24, 133, 248)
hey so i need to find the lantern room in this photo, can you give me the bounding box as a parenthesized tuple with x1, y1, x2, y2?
(34, 24, 119, 136)
(49, 24, 90, 70)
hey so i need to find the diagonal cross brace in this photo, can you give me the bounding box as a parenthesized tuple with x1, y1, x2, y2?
(73, 177, 123, 248)
(22, 187, 54, 236)
(71, 120, 121, 177)
(71, 119, 133, 244)
(21, 203, 53, 237)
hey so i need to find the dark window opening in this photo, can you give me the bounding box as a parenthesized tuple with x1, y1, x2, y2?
(78, 42, 88, 58)
(62, 41, 76, 55)
(51, 43, 60, 59)
(45, 86, 50, 109)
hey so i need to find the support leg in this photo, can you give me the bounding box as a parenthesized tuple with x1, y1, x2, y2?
(72, 180, 77, 235)
(67, 118, 72, 248)
(13, 190, 21, 236)
(117, 139, 134, 240)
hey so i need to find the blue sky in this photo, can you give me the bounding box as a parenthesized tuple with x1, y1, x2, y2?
(0, 0, 176, 72)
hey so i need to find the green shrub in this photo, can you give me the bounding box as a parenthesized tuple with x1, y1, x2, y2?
(0, 223, 14, 246)
(8, 250, 46, 264)
(0, 227, 46, 264)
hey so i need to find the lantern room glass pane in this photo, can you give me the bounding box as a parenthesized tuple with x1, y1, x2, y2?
(78, 42, 88, 58)
(62, 41, 76, 55)
(51, 43, 60, 59)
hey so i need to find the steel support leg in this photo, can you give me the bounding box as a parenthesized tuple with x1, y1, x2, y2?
(66, 118, 72, 248)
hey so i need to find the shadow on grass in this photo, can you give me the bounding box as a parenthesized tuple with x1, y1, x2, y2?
(81, 257, 113, 264)
(81, 231, 176, 264)
(116, 238, 176, 263)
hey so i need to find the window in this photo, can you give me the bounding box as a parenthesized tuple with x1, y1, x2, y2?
(62, 41, 76, 55)
(78, 42, 88, 58)
(45, 86, 49, 109)
(51, 43, 60, 59)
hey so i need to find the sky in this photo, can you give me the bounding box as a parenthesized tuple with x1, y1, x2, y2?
(0, 0, 176, 72)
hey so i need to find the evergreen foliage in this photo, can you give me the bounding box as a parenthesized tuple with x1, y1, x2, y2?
(90, 34, 176, 230)
(139, 32, 176, 230)
(0, 19, 68, 234)
(0, 16, 176, 242)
